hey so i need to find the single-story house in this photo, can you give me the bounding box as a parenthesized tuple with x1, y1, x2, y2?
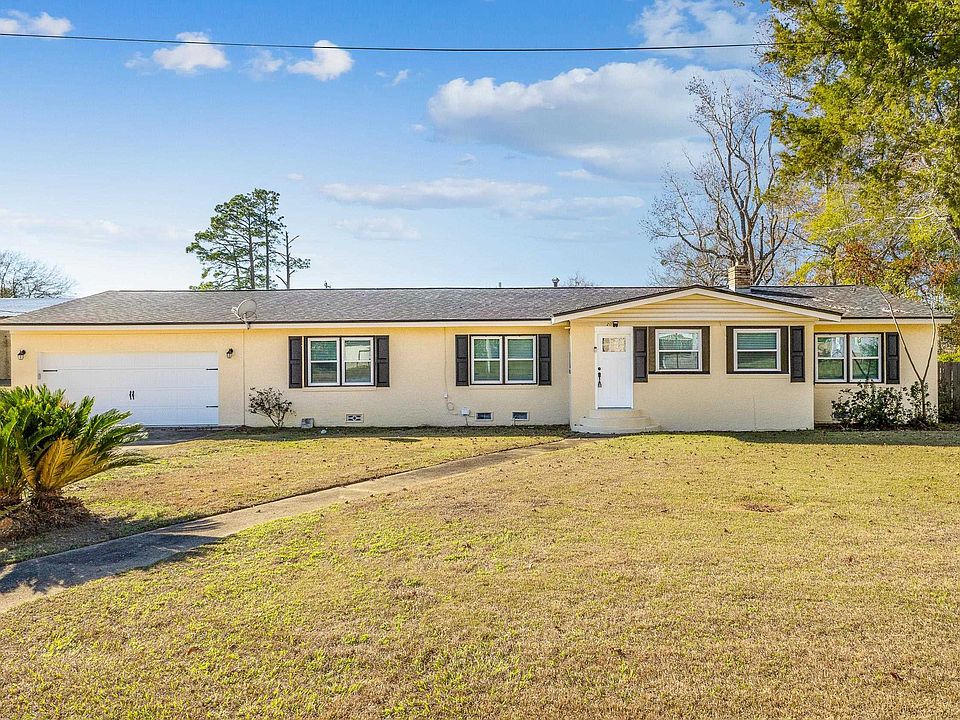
(0, 297, 72, 387)
(0, 268, 949, 432)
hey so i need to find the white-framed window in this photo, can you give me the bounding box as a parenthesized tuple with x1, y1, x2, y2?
(307, 337, 340, 386)
(471, 336, 502, 384)
(850, 333, 882, 382)
(733, 329, 780, 372)
(815, 334, 846, 382)
(342, 337, 374, 386)
(505, 336, 537, 384)
(307, 337, 374, 387)
(656, 329, 702, 372)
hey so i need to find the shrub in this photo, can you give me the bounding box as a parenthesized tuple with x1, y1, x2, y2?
(831, 383, 905, 429)
(0, 386, 146, 510)
(832, 381, 937, 430)
(248, 387, 294, 428)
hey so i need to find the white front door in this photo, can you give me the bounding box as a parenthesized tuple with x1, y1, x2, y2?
(40, 352, 220, 426)
(595, 328, 633, 409)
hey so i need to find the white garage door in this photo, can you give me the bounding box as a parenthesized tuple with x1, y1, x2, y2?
(40, 352, 220, 426)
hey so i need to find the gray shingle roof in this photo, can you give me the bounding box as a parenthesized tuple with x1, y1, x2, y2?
(0, 297, 72, 318)
(0, 286, 947, 326)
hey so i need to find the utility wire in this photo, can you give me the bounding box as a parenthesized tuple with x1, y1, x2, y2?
(0, 30, 790, 53)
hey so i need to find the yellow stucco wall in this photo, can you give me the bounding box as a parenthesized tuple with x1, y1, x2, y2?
(811, 322, 939, 423)
(569, 297, 819, 431)
(9, 325, 570, 427)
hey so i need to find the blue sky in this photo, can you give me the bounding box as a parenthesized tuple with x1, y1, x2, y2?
(0, 1, 763, 294)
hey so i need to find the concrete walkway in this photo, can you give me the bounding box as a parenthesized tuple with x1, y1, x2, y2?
(0, 437, 591, 614)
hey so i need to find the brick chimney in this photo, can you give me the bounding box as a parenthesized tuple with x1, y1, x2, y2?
(727, 263, 752, 291)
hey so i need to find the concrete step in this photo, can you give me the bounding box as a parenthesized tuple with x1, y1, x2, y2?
(573, 412, 661, 435)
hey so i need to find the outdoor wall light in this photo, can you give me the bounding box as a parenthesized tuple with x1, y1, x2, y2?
(17, 349, 26, 360)
(226, 348, 234, 359)
(612, 321, 619, 328)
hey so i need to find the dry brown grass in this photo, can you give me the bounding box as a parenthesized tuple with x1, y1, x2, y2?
(2, 430, 959, 719)
(1, 426, 566, 563)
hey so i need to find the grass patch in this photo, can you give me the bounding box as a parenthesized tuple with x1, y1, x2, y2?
(1, 430, 958, 718)
(1, 425, 566, 564)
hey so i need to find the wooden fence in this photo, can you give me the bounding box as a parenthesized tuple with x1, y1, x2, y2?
(940, 362, 960, 421)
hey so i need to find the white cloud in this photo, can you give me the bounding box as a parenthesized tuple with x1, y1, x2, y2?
(390, 69, 410, 85)
(286, 173, 305, 182)
(557, 169, 599, 181)
(335, 216, 421, 242)
(319, 178, 548, 209)
(427, 59, 752, 180)
(127, 32, 230, 74)
(628, 0, 760, 66)
(0, 208, 126, 239)
(287, 40, 353, 81)
(455, 153, 478, 166)
(0, 10, 72, 36)
(247, 49, 284, 78)
(504, 195, 644, 220)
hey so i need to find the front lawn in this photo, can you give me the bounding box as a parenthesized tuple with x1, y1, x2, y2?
(2, 430, 959, 718)
(1, 426, 567, 564)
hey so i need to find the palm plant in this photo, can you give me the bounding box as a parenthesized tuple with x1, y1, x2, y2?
(0, 386, 146, 509)
(0, 408, 25, 508)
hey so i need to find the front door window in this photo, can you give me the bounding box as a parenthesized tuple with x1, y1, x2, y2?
(596, 330, 633, 409)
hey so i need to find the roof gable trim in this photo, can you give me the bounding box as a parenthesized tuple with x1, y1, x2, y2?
(551, 286, 844, 322)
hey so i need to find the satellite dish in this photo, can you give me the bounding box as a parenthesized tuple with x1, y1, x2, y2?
(232, 299, 258, 328)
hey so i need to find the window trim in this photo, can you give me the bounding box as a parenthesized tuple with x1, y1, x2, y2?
(341, 336, 375, 387)
(733, 328, 781, 373)
(505, 335, 538, 385)
(470, 335, 503, 385)
(655, 328, 702, 373)
(306, 337, 341, 387)
(305, 336, 378, 388)
(815, 332, 886, 384)
(849, 332, 883, 383)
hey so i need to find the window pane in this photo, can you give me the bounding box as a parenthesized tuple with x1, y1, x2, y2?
(507, 337, 535, 359)
(310, 339, 338, 362)
(507, 359, 535, 382)
(851, 335, 880, 358)
(310, 362, 338, 384)
(851, 358, 880, 381)
(816, 335, 845, 359)
(659, 351, 699, 370)
(817, 358, 844, 380)
(343, 339, 372, 362)
(737, 351, 778, 369)
(473, 360, 501, 382)
(344, 362, 371, 383)
(473, 337, 501, 360)
(601, 337, 627, 353)
(737, 331, 778, 350)
(658, 331, 697, 351)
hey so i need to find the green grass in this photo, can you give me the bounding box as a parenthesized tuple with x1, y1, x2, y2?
(2, 430, 959, 718)
(1, 426, 567, 564)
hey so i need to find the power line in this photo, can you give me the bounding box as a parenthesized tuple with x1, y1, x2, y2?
(0, 30, 783, 53)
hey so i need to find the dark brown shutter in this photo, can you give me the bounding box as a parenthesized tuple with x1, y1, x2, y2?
(647, 328, 657, 375)
(537, 334, 552, 385)
(789, 326, 805, 382)
(779, 327, 790, 374)
(374, 335, 390, 387)
(288, 336, 303, 388)
(726, 326, 735, 373)
(699, 326, 711, 373)
(885, 332, 900, 384)
(633, 326, 648, 382)
(455, 334, 469, 386)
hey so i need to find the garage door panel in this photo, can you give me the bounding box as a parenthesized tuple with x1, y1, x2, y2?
(39, 352, 220, 426)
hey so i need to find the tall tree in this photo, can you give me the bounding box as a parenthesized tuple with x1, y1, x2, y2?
(764, 0, 960, 301)
(645, 79, 804, 286)
(275, 232, 311, 290)
(0, 251, 74, 298)
(187, 189, 309, 290)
